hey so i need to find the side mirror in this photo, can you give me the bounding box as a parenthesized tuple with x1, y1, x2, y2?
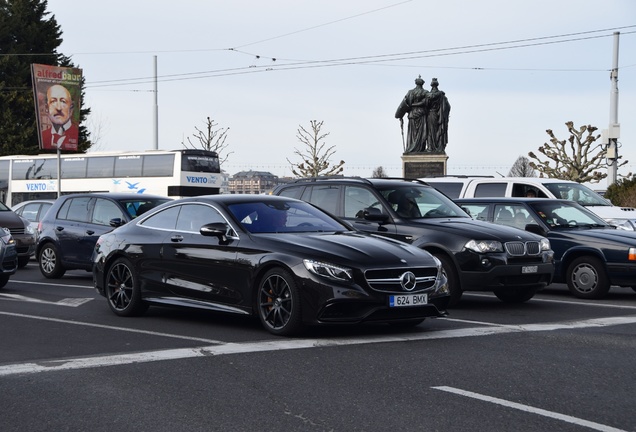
(109, 218, 125, 228)
(525, 223, 547, 237)
(201, 222, 229, 242)
(363, 207, 389, 223)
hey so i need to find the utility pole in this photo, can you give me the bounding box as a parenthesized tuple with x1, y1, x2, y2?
(153, 55, 159, 150)
(606, 32, 620, 185)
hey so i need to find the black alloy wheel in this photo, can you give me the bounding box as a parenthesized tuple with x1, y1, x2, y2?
(257, 268, 302, 336)
(106, 258, 148, 317)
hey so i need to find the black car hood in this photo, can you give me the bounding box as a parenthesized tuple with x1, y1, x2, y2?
(411, 218, 543, 241)
(0, 210, 26, 229)
(552, 226, 636, 244)
(253, 231, 437, 267)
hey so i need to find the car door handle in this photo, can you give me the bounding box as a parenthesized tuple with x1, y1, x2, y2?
(171, 235, 184, 242)
(56, 226, 64, 231)
(86, 230, 94, 235)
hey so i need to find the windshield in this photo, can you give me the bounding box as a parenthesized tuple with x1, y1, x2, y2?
(379, 184, 469, 219)
(543, 183, 611, 206)
(530, 201, 609, 228)
(229, 200, 350, 233)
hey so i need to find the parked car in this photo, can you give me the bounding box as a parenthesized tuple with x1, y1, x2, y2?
(420, 176, 636, 230)
(93, 194, 450, 336)
(37, 193, 171, 279)
(456, 197, 636, 299)
(272, 177, 555, 306)
(12, 199, 55, 235)
(0, 200, 37, 268)
(0, 228, 18, 288)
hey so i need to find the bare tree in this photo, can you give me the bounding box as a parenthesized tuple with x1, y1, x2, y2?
(287, 120, 345, 178)
(508, 156, 536, 177)
(85, 112, 109, 152)
(182, 117, 232, 165)
(372, 166, 388, 178)
(528, 121, 628, 183)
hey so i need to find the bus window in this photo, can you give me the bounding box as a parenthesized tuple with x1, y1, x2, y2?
(87, 157, 115, 178)
(62, 157, 87, 178)
(12, 159, 57, 180)
(115, 155, 143, 177)
(143, 154, 174, 176)
(183, 153, 219, 173)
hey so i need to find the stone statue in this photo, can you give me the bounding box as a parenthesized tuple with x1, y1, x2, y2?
(395, 76, 450, 153)
(425, 78, 451, 152)
(395, 76, 428, 153)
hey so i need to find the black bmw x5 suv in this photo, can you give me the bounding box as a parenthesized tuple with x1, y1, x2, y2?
(273, 177, 555, 306)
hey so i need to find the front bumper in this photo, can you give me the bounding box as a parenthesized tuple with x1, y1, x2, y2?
(458, 251, 555, 292)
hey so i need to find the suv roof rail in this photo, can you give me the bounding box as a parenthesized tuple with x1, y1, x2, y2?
(422, 175, 496, 179)
(287, 176, 430, 186)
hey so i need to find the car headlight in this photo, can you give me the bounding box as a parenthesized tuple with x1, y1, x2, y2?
(303, 259, 353, 282)
(540, 238, 551, 251)
(24, 223, 35, 235)
(606, 218, 635, 231)
(464, 239, 503, 253)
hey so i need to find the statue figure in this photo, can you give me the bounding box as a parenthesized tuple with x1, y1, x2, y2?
(395, 76, 428, 153)
(425, 78, 451, 152)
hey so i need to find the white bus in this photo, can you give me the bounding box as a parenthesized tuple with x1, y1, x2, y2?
(0, 149, 223, 207)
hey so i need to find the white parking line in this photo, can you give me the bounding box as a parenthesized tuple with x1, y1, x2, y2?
(1, 314, 635, 377)
(0, 311, 224, 344)
(0, 293, 92, 307)
(8, 279, 94, 289)
(432, 386, 628, 432)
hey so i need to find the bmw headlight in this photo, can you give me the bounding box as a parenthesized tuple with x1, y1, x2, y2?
(464, 239, 503, 253)
(605, 218, 635, 231)
(540, 238, 551, 251)
(303, 259, 353, 283)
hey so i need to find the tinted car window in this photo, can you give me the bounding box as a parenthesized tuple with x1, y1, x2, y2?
(91, 198, 125, 225)
(62, 197, 92, 222)
(140, 206, 180, 230)
(276, 186, 304, 200)
(15, 203, 37, 221)
(429, 182, 463, 198)
(344, 186, 382, 218)
(175, 204, 226, 232)
(304, 185, 338, 215)
(474, 183, 507, 197)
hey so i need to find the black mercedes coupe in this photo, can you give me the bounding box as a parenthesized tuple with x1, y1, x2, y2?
(93, 194, 450, 336)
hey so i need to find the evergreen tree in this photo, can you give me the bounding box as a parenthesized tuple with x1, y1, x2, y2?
(0, 0, 91, 156)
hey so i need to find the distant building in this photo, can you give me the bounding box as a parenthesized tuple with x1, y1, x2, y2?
(229, 170, 280, 194)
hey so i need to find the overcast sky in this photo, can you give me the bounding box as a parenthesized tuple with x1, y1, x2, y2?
(46, 0, 636, 187)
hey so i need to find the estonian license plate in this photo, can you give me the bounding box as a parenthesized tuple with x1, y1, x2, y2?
(522, 265, 538, 274)
(389, 293, 428, 307)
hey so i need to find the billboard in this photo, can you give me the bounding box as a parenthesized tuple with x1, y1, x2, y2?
(31, 64, 82, 151)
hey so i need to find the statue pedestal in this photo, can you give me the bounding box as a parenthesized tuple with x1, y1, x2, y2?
(402, 153, 448, 178)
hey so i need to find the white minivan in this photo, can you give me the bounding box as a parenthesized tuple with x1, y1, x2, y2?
(420, 176, 636, 231)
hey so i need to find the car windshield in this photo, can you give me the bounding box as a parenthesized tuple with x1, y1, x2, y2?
(228, 200, 350, 233)
(543, 183, 611, 206)
(379, 184, 469, 219)
(530, 201, 609, 229)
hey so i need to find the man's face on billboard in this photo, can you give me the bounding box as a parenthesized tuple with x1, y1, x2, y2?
(46, 85, 73, 126)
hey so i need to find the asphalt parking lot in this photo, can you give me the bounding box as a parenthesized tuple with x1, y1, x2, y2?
(1, 262, 635, 432)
